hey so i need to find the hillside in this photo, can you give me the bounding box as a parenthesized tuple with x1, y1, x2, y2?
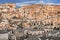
(0, 3, 60, 30)
(18, 4, 60, 28)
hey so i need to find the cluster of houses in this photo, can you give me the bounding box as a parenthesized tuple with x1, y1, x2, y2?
(0, 3, 60, 40)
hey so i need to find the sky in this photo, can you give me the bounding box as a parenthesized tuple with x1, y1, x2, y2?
(0, 0, 60, 6)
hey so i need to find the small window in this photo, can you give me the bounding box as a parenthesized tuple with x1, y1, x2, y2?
(12, 16, 18, 19)
(34, 23, 35, 25)
(53, 27, 59, 30)
(51, 23, 53, 25)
